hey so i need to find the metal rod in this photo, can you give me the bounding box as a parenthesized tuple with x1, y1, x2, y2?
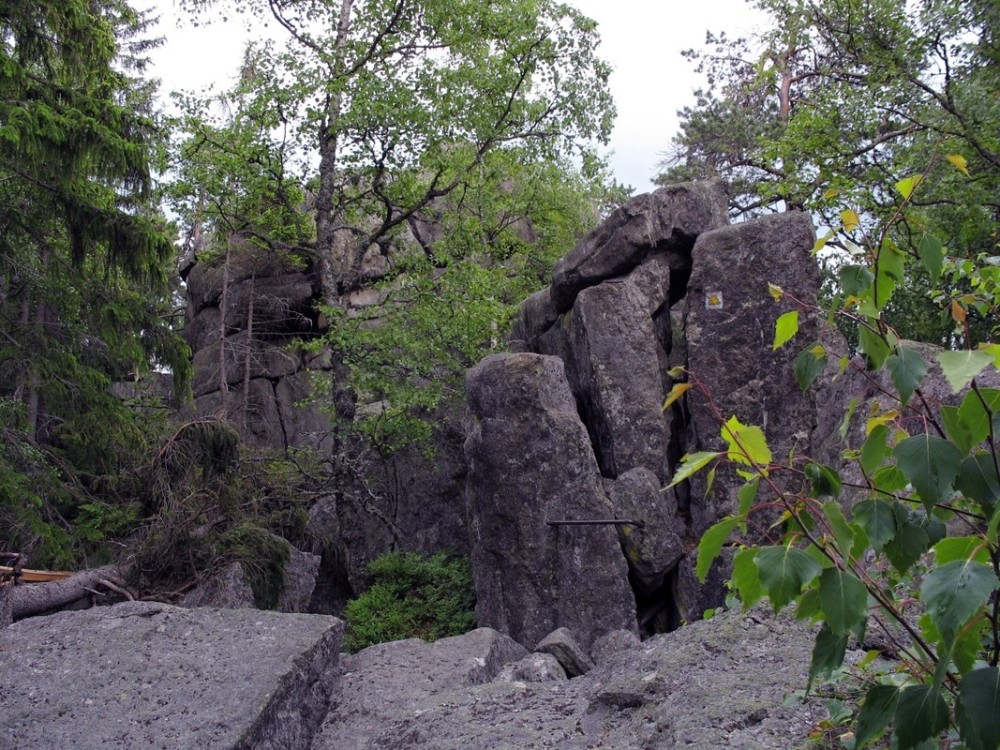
(546, 519, 644, 528)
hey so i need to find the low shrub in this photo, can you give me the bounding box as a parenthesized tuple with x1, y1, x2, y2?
(343, 551, 476, 652)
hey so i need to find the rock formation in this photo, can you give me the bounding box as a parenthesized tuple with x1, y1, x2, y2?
(178, 180, 836, 645)
(182, 230, 469, 612)
(468, 181, 830, 644)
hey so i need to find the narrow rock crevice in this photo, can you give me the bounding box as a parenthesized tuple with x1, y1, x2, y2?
(632, 566, 681, 637)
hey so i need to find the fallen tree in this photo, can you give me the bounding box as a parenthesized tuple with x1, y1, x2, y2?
(2, 564, 132, 626)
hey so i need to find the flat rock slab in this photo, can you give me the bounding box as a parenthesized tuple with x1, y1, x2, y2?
(0, 601, 343, 750)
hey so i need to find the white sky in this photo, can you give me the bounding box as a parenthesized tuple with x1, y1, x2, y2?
(143, 0, 762, 193)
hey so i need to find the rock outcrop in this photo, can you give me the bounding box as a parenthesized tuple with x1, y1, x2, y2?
(469, 181, 830, 640)
(183, 234, 471, 613)
(184, 242, 331, 454)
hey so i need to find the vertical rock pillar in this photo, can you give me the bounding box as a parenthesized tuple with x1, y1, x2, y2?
(464, 353, 637, 651)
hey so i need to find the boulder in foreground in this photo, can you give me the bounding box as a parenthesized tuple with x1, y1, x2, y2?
(0, 601, 343, 750)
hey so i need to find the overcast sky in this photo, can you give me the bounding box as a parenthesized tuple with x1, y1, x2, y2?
(143, 0, 762, 193)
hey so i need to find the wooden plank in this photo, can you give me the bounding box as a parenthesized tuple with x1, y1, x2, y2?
(0, 566, 75, 583)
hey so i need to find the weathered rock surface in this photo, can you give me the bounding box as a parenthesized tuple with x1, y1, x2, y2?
(535, 626, 595, 677)
(464, 352, 637, 651)
(567, 276, 673, 480)
(180, 560, 256, 609)
(311, 628, 527, 750)
(604, 467, 684, 597)
(495, 652, 568, 683)
(345, 607, 824, 750)
(549, 180, 729, 312)
(2, 601, 828, 750)
(684, 211, 820, 537)
(0, 601, 343, 750)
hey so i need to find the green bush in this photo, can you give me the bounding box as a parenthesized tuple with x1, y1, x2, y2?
(343, 551, 477, 653)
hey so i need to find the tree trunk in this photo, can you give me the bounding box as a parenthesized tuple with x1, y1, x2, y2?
(218, 233, 232, 396)
(314, 0, 355, 307)
(5, 564, 130, 624)
(241, 272, 256, 430)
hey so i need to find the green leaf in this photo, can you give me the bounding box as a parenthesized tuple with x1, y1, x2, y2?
(921, 558, 997, 643)
(989, 505, 1000, 545)
(957, 453, 1000, 511)
(807, 464, 842, 499)
(884, 519, 930, 574)
(957, 388, 1000, 449)
(839, 397, 859, 440)
(696, 517, 739, 583)
(919, 512, 947, 546)
(855, 684, 899, 749)
(721, 416, 772, 478)
(821, 500, 855, 559)
(732, 548, 764, 609)
(936, 350, 995, 393)
(860, 424, 890, 477)
(895, 174, 924, 200)
(886, 346, 928, 407)
(794, 342, 828, 391)
(667, 451, 722, 489)
(808, 622, 849, 690)
(773, 310, 799, 350)
(839, 264, 874, 296)
(858, 324, 891, 369)
(872, 464, 908, 494)
(796, 585, 822, 621)
(755, 545, 822, 611)
(917, 234, 945, 284)
(895, 685, 949, 750)
(819, 567, 868, 636)
(942, 404, 974, 455)
(894, 434, 963, 508)
(934, 535, 991, 565)
(853, 499, 897, 553)
(875, 239, 905, 310)
(918, 611, 984, 675)
(737, 479, 759, 517)
(956, 667, 1000, 750)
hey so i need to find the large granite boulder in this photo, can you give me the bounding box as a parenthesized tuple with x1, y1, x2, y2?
(0, 602, 343, 750)
(566, 275, 673, 480)
(464, 352, 637, 651)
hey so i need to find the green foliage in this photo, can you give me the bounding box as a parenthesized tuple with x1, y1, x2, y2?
(343, 552, 477, 653)
(683, 155, 1000, 748)
(316, 150, 617, 453)
(167, 0, 625, 463)
(662, 0, 1000, 344)
(0, 1, 192, 568)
